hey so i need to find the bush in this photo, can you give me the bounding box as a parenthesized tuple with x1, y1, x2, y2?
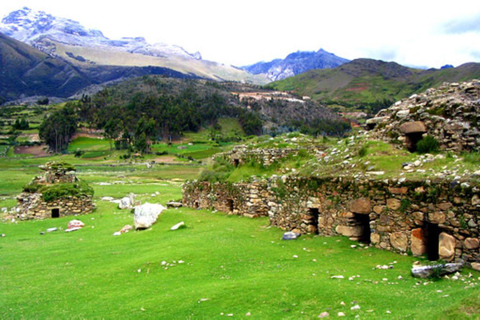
(358, 145, 368, 157)
(41, 181, 94, 202)
(416, 136, 439, 154)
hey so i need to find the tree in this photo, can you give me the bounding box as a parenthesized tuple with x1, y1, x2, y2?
(39, 105, 78, 153)
(103, 119, 122, 150)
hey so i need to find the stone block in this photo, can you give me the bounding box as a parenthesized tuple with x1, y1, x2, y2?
(464, 238, 479, 249)
(335, 225, 362, 237)
(399, 121, 427, 134)
(390, 232, 408, 252)
(349, 198, 371, 214)
(373, 205, 384, 214)
(411, 228, 426, 256)
(371, 232, 381, 244)
(428, 212, 446, 224)
(439, 232, 456, 261)
(386, 198, 402, 210)
(389, 187, 408, 194)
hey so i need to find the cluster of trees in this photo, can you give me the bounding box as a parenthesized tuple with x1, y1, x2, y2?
(39, 104, 77, 153)
(12, 118, 29, 130)
(73, 82, 263, 153)
(37, 77, 351, 153)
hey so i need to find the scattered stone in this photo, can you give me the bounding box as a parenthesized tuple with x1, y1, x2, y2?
(318, 311, 329, 318)
(351, 305, 361, 310)
(119, 193, 136, 209)
(331, 275, 344, 279)
(282, 231, 300, 240)
(120, 225, 133, 233)
(134, 203, 166, 229)
(101, 196, 114, 201)
(68, 220, 85, 229)
(113, 232, 121, 236)
(46, 227, 58, 232)
(411, 262, 463, 278)
(338, 312, 345, 317)
(170, 221, 186, 231)
(167, 201, 183, 208)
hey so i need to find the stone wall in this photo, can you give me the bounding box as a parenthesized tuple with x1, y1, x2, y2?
(216, 145, 299, 167)
(183, 176, 480, 265)
(16, 193, 94, 220)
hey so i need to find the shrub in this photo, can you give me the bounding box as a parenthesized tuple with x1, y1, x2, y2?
(416, 136, 439, 154)
(358, 145, 368, 157)
(41, 181, 94, 202)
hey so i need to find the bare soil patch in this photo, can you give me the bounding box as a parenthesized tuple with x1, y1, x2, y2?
(14, 145, 49, 157)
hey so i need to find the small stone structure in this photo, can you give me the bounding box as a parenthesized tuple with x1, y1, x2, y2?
(367, 80, 480, 152)
(16, 162, 94, 220)
(183, 176, 480, 265)
(217, 145, 299, 167)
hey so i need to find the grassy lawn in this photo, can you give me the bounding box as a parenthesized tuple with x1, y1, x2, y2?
(1, 129, 480, 318)
(1, 199, 479, 319)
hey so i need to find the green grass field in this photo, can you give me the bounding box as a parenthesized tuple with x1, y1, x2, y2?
(1, 159, 479, 319)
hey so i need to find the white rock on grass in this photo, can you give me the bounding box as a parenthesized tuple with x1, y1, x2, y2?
(170, 221, 185, 230)
(134, 203, 166, 229)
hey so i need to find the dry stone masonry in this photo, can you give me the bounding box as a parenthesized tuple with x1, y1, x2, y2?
(367, 80, 480, 152)
(16, 162, 94, 220)
(183, 176, 480, 266)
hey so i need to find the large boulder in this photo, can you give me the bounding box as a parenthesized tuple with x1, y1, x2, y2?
(134, 203, 166, 229)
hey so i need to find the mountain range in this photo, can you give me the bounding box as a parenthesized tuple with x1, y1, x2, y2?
(0, 7, 266, 85)
(268, 58, 480, 114)
(243, 49, 349, 81)
(1, 7, 480, 108)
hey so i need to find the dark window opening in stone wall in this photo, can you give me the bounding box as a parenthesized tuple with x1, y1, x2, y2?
(355, 214, 371, 244)
(307, 208, 319, 234)
(233, 159, 240, 167)
(194, 201, 199, 209)
(227, 199, 234, 212)
(425, 222, 440, 261)
(51, 208, 60, 218)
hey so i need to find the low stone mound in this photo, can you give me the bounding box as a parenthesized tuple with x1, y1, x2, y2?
(367, 80, 480, 152)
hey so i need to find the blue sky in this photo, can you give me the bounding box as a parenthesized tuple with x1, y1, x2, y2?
(1, 0, 479, 68)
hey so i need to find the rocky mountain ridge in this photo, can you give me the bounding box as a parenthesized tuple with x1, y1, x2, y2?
(243, 48, 349, 81)
(0, 7, 201, 60)
(0, 7, 264, 84)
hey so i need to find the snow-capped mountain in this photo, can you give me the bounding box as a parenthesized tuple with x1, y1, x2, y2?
(0, 7, 201, 60)
(243, 49, 349, 81)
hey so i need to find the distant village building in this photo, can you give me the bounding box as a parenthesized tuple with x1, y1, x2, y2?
(16, 162, 94, 220)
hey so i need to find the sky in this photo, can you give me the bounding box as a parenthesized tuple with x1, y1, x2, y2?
(1, 0, 480, 68)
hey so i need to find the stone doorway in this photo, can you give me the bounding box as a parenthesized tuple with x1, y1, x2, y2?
(227, 199, 235, 212)
(405, 132, 424, 152)
(51, 208, 60, 218)
(355, 214, 371, 244)
(306, 208, 319, 234)
(425, 222, 440, 261)
(233, 159, 240, 167)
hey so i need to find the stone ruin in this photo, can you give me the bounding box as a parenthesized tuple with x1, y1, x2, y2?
(16, 162, 94, 220)
(183, 176, 480, 267)
(366, 80, 480, 152)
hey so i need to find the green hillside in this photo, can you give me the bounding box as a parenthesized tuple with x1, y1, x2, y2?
(0, 33, 92, 102)
(268, 59, 480, 114)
